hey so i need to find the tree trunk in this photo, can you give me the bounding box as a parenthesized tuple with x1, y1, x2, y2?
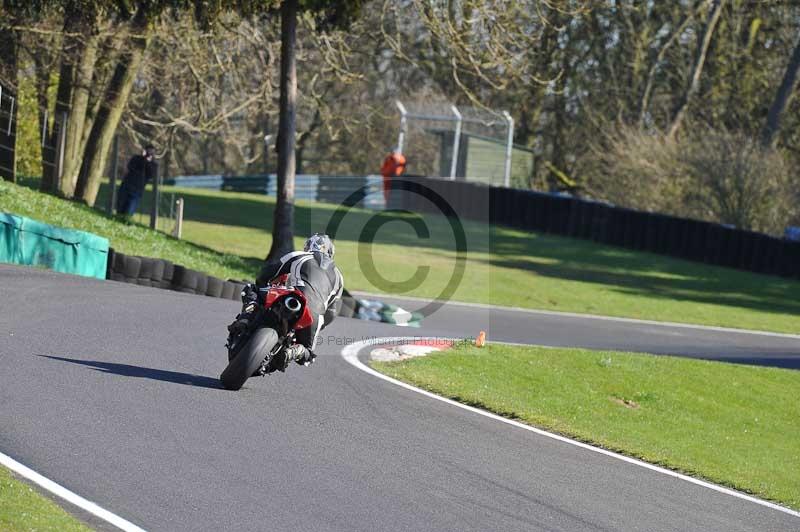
(0, 22, 17, 182)
(667, 0, 725, 139)
(45, 9, 93, 196)
(75, 12, 152, 206)
(34, 54, 56, 192)
(761, 34, 800, 147)
(267, 0, 298, 261)
(60, 28, 100, 196)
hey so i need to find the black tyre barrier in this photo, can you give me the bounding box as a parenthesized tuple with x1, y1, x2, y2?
(194, 274, 208, 296)
(149, 259, 166, 283)
(138, 258, 157, 282)
(171, 265, 196, 292)
(227, 281, 247, 299)
(106, 250, 250, 300)
(221, 281, 238, 300)
(106, 248, 117, 279)
(162, 261, 175, 283)
(205, 276, 224, 298)
(106, 251, 355, 318)
(122, 256, 141, 279)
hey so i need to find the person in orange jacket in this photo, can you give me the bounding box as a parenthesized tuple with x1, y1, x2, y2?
(380, 151, 406, 204)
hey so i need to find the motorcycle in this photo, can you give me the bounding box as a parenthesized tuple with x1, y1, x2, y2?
(220, 282, 314, 390)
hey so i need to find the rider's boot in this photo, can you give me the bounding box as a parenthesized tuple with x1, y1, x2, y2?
(227, 283, 258, 334)
(287, 344, 316, 366)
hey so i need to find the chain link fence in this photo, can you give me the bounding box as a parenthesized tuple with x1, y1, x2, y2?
(393, 100, 534, 188)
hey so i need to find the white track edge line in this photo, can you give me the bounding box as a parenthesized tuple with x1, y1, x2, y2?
(349, 291, 800, 339)
(341, 337, 800, 519)
(0, 451, 146, 532)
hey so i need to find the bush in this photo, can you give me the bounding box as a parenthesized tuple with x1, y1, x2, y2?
(591, 126, 688, 215)
(682, 131, 793, 236)
(592, 127, 795, 236)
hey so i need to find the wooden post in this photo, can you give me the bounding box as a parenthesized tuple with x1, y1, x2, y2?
(173, 197, 183, 239)
(150, 162, 160, 230)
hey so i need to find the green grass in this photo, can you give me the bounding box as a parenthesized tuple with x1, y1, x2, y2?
(0, 179, 260, 281)
(372, 343, 800, 510)
(0, 465, 93, 531)
(3, 178, 800, 333)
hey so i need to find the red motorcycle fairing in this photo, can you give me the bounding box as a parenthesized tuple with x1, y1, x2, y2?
(263, 286, 314, 329)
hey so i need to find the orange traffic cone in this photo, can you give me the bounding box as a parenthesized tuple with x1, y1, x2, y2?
(475, 331, 486, 347)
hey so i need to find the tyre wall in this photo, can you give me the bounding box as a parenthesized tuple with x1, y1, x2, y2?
(106, 248, 246, 300)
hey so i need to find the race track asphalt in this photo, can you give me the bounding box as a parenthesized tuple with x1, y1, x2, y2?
(1, 264, 798, 531)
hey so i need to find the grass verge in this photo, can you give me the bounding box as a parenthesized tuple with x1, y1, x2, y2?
(0, 179, 259, 281)
(3, 179, 800, 333)
(371, 343, 800, 510)
(0, 464, 93, 531)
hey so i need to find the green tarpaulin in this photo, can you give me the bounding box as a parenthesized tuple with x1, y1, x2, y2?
(0, 212, 109, 279)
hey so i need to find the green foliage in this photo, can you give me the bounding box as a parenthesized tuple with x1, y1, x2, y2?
(14, 76, 44, 178)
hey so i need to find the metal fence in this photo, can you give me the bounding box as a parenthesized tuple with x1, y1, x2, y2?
(0, 84, 17, 180)
(166, 173, 387, 209)
(393, 100, 535, 188)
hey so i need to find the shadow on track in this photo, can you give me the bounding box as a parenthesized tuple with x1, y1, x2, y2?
(40, 355, 222, 389)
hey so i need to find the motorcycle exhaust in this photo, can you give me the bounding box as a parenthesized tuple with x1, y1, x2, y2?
(284, 296, 302, 314)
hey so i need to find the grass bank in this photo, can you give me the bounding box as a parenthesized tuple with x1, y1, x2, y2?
(0, 465, 92, 531)
(3, 179, 800, 333)
(372, 343, 800, 510)
(0, 179, 259, 281)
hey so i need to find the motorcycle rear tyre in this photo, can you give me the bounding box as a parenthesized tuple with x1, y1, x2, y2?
(220, 328, 279, 390)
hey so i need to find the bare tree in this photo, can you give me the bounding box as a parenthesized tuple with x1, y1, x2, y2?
(762, 34, 800, 147)
(667, 0, 724, 139)
(267, 0, 299, 261)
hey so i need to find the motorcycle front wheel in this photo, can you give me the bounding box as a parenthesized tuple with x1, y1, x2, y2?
(220, 327, 279, 390)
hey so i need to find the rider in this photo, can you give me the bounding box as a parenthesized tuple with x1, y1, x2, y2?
(229, 233, 344, 366)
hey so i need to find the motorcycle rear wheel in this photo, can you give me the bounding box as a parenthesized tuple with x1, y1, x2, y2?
(220, 328, 279, 390)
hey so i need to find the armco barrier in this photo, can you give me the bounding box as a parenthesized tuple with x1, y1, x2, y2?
(389, 176, 800, 279)
(166, 174, 386, 209)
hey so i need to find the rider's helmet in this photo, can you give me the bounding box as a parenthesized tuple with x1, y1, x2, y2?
(304, 233, 335, 260)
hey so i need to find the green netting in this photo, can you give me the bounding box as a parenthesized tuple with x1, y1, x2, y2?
(0, 212, 109, 279)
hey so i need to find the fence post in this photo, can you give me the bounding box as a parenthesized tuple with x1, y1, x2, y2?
(502, 111, 514, 188)
(6, 95, 14, 136)
(173, 197, 184, 239)
(395, 100, 407, 153)
(150, 162, 160, 230)
(449, 105, 462, 180)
